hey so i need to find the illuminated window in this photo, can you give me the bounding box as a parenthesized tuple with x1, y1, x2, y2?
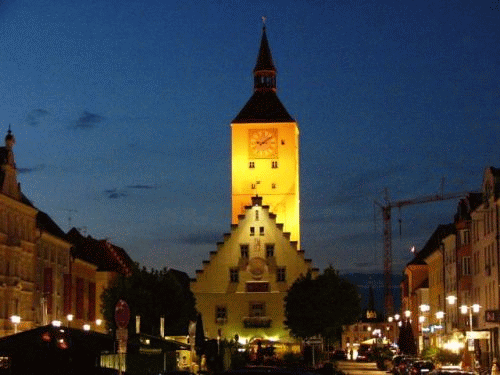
(249, 161, 255, 168)
(266, 244, 274, 257)
(259, 227, 264, 236)
(249, 302, 265, 317)
(272, 183, 276, 189)
(230, 268, 239, 283)
(215, 306, 227, 324)
(271, 161, 278, 168)
(240, 244, 249, 258)
(277, 267, 286, 282)
(250, 227, 255, 236)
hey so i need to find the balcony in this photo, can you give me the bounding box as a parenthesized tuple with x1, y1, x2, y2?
(243, 316, 272, 328)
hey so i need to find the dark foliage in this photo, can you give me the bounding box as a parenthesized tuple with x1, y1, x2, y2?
(397, 320, 417, 356)
(284, 266, 361, 340)
(101, 263, 197, 336)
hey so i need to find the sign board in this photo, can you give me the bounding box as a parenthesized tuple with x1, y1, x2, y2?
(115, 300, 130, 329)
(466, 331, 491, 340)
(485, 310, 500, 323)
(305, 336, 323, 345)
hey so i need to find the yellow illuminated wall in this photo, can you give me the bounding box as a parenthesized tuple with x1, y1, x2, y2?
(231, 121, 300, 247)
(191, 198, 315, 343)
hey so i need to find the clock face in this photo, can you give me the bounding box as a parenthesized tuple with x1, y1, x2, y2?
(248, 128, 278, 158)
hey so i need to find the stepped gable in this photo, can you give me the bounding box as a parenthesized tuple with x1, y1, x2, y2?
(193, 195, 305, 281)
(66, 228, 133, 276)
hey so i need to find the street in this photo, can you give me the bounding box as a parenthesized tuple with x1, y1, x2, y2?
(336, 360, 388, 375)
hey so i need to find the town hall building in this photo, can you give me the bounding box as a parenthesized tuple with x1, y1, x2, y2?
(191, 26, 318, 349)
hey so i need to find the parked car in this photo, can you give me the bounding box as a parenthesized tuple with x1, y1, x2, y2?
(393, 357, 418, 375)
(428, 366, 475, 375)
(408, 360, 435, 375)
(330, 349, 347, 360)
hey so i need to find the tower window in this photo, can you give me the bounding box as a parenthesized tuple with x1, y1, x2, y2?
(249, 161, 255, 168)
(255, 210, 259, 221)
(251, 184, 256, 189)
(272, 161, 278, 168)
(240, 244, 249, 258)
(259, 227, 265, 236)
(266, 244, 275, 258)
(250, 227, 255, 236)
(277, 267, 286, 282)
(230, 268, 239, 283)
(272, 183, 276, 189)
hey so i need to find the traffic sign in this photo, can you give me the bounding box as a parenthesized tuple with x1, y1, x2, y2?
(115, 300, 130, 329)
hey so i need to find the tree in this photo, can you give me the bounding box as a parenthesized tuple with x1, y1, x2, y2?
(101, 263, 197, 336)
(284, 266, 361, 340)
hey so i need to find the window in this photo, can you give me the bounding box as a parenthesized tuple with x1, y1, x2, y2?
(249, 302, 266, 317)
(272, 183, 276, 189)
(259, 226, 265, 236)
(271, 161, 278, 168)
(251, 184, 256, 189)
(216, 306, 227, 324)
(266, 244, 275, 257)
(255, 210, 259, 221)
(240, 244, 249, 258)
(277, 267, 286, 282)
(230, 268, 239, 283)
(249, 161, 255, 168)
(250, 227, 255, 236)
(246, 282, 270, 292)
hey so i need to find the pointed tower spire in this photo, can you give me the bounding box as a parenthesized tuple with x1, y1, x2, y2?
(253, 21, 276, 93)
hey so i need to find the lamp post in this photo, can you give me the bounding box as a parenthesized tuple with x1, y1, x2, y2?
(435, 311, 444, 348)
(461, 304, 480, 351)
(419, 304, 430, 353)
(67, 314, 73, 328)
(10, 315, 20, 334)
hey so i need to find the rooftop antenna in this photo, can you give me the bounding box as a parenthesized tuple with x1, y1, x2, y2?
(60, 208, 77, 230)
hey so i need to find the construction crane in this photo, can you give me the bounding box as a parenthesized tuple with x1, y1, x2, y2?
(374, 188, 469, 316)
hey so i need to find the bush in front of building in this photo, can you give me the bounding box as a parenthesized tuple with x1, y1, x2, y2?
(421, 347, 461, 366)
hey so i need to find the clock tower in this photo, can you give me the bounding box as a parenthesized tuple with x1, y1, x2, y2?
(231, 26, 300, 247)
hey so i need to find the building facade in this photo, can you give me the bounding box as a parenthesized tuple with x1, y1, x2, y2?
(0, 129, 134, 338)
(191, 26, 317, 348)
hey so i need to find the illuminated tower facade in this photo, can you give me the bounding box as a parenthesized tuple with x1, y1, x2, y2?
(231, 26, 300, 247)
(191, 26, 316, 348)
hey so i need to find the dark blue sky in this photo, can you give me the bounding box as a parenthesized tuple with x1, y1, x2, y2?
(1, 0, 499, 278)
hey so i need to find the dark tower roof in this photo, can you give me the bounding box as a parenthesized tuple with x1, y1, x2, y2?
(232, 26, 294, 124)
(253, 26, 276, 76)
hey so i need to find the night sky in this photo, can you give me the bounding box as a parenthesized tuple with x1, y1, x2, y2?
(1, 0, 499, 280)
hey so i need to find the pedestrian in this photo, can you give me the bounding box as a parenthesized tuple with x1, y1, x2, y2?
(492, 358, 500, 375)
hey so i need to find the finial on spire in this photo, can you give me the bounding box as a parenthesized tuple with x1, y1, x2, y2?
(262, 16, 266, 25)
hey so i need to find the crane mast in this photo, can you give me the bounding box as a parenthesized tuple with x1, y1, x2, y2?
(375, 189, 468, 316)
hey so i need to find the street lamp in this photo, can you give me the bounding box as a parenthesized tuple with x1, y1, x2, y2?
(83, 324, 90, 331)
(435, 311, 444, 348)
(10, 315, 20, 334)
(67, 314, 73, 327)
(52, 320, 62, 327)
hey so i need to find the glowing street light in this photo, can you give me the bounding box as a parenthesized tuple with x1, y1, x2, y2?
(52, 320, 62, 327)
(83, 324, 90, 331)
(10, 315, 20, 334)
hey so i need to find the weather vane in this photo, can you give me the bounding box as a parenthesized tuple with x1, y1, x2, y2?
(262, 16, 266, 25)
